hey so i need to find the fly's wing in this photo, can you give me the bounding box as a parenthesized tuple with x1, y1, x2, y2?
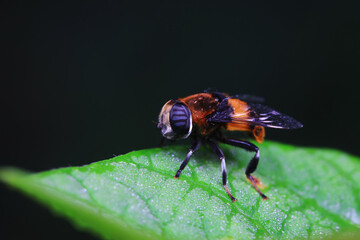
(208, 101, 303, 129)
(204, 89, 265, 103)
(233, 94, 265, 103)
(245, 103, 303, 129)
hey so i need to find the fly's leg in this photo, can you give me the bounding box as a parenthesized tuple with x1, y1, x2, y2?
(174, 139, 201, 179)
(219, 138, 268, 200)
(159, 137, 168, 147)
(208, 140, 237, 202)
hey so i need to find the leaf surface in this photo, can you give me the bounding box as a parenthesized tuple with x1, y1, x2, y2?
(1, 141, 360, 239)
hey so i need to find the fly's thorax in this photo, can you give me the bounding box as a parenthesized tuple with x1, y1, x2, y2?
(158, 100, 192, 140)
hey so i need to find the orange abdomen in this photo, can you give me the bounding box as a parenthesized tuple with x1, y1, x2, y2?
(225, 98, 265, 143)
(226, 98, 251, 132)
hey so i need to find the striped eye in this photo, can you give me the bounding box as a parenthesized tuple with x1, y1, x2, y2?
(169, 103, 192, 139)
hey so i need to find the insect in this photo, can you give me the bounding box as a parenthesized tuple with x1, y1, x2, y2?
(157, 90, 303, 202)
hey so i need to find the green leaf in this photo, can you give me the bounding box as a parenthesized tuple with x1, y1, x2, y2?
(1, 141, 360, 239)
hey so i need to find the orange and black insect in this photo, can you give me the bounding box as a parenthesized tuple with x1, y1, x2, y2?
(157, 90, 303, 202)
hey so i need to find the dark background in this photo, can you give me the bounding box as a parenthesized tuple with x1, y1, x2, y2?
(1, 1, 359, 239)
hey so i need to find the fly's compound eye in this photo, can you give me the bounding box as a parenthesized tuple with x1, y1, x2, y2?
(169, 103, 192, 139)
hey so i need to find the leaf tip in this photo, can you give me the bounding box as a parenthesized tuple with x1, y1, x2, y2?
(0, 167, 29, 187)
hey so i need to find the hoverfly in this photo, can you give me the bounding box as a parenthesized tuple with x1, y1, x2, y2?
(157, 90, 302, 202)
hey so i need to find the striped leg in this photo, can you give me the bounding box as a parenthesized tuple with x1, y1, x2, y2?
(208, 140, 237, 202)
(174, 139, 201, 179)
(220, 138, 268, 200)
